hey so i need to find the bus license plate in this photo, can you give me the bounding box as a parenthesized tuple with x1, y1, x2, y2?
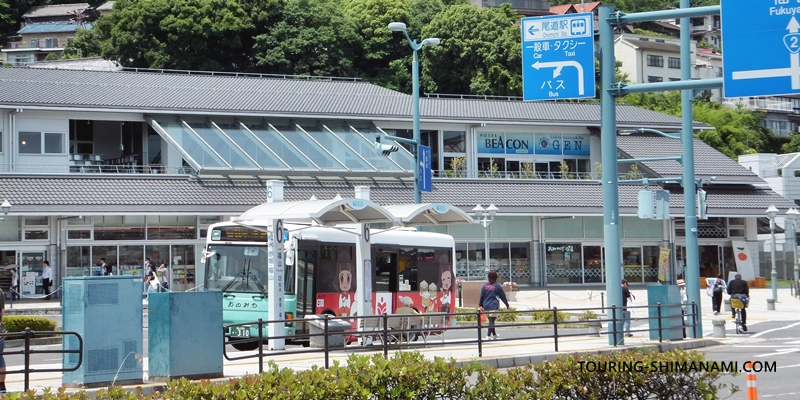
(229, 326, 250, 338)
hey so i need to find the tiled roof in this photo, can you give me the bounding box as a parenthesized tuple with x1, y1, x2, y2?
(96, 1, 115, 12)
(0, 67, 697, 128)
(616, 133, 764, 184)
(549, 4, 574, 14)
(18, 22, 90, 34)
(22, 3, 90, 18)
(0, 176, 791, 217)
(576, 2, 601, 12)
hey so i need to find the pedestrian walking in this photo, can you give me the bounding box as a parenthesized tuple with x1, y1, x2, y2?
(146, 264, 159, 298)
(9, 267, 18, 301)
(622, 280, 634, 337)
(478, 271, 509, 340)
(705, 274, 726, 315)
(41, 261, 52, 300)
(157, 262, 169, 292)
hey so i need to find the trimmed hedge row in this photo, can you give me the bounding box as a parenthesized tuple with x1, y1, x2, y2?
(10, 349, 737, 399)
(3, 316, 57, 333)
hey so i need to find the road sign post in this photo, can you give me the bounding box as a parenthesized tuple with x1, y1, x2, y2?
(521, 13, 596, 101)
(722, 2, 800, 97)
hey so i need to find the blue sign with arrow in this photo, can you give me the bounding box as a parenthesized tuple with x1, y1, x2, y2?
(521, 13, 596, 101)
(722, 1, 800, 97)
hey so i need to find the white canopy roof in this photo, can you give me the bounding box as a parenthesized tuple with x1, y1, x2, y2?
(385, 203, 475, 226)
(234, 197, 397, 225)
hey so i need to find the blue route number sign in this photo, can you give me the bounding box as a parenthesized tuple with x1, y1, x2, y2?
(722, 1, 800, 97)
(521, 13, 596, 101)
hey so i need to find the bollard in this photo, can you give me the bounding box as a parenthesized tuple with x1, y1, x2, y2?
(601, 292, 605, 312)
(712, 319, 726, 338)
(767, 298, 776, 311)
(724, 299, 731, 312)
(745, 361, 757, 400)
(547, 290, 551, 309)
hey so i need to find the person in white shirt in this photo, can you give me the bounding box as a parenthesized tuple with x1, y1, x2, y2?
(42, 261, 53, 300)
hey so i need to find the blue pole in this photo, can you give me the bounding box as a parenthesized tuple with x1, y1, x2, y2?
(599, 5, 624, 346)
(412, 45, 421, 204)
(681, 0, 702, 339)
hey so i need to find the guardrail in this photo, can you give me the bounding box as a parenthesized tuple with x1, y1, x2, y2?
(1, 328, 83, 391)
(222, 302, 697, 370)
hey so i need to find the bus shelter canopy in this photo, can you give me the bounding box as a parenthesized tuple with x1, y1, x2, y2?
(385, 203, 475, 226)
(234, 198, 397, 225)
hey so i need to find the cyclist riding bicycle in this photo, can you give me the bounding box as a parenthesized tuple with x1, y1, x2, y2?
(727, 273, 749, 332)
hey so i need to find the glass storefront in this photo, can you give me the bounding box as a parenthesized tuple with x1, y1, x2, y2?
(455, 242, 531, 283)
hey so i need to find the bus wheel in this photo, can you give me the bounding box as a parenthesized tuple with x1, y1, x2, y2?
(229, 338, 260, 351)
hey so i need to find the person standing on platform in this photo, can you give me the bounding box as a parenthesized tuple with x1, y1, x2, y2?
(41, 261, 52, 300)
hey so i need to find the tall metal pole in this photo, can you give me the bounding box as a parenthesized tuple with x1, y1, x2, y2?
(412, 46, 422, 204)
(483, 217, 490, 273)
(599, 5, 624, 345)
(771, 217, 778, 300)
(680, 0, 702, 339)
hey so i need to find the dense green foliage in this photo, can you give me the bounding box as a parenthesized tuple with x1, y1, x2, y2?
(3, 316, 57, 333)
(6, 350, 737, 399)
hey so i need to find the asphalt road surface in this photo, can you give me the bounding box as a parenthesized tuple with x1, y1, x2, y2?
(702, 320, 800, 399)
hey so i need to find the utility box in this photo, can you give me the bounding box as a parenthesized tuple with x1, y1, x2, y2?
(62, 276, 143, 388)
(306, 315, 352, 348)
(147, 291, 223, 381)
(647, 285, 684, 341)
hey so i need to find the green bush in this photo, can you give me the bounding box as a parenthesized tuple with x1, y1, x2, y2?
(455, 307, 520, 322)
(10, 349, 737, 399)
(577, 310, 598, 322)
(3, 316, 57, 333)
(530, 308, 571, 323)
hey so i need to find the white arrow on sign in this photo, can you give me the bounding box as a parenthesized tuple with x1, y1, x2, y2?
(533, 60, 585, 95)
(732, 16, 800, 89)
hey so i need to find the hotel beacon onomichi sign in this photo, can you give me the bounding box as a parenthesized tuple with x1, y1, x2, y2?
(477, 133, 590, 156)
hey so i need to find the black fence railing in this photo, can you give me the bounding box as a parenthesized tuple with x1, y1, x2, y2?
(1, 328, 83, 391)
(222, 302, 699, 370)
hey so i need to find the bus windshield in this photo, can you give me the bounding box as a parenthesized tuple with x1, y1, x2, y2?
(205, 244, 269, 295)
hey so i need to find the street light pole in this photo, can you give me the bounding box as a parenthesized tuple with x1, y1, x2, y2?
(788, 208, 800, 296)
(473, 204, 498, 276)
(767, 204, 779, 301)
(388, 22, 440, 204)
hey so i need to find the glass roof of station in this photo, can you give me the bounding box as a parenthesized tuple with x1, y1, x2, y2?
(148, 117, 415, 175)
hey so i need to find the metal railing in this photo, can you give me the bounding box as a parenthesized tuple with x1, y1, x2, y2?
(221, 302, 697, 370)
(0, 163, 196, 175)
(1, 328, 83, 391)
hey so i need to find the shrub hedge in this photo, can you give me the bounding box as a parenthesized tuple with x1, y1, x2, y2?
(3, 316, 57, 333)
(8, 349, 737, 400)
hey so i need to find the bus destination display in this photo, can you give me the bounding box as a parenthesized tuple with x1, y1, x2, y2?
(211, 226, 270, 242)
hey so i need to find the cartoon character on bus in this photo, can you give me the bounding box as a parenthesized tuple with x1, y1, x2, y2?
(439, 253, 453, 313)
(337, 249, 354, 316)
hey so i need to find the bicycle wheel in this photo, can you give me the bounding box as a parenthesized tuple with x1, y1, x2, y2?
(735, 310, 744, 334)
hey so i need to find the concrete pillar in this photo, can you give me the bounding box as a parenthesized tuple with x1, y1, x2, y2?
(723, 299, 731, 312)
(767, 298, 776, 310)
(712, 319, 726, 338)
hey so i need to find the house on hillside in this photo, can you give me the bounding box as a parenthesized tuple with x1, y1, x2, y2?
(614, 34, 697, 85)
(2, 22, 91, 66)
(22, 3, 93, 25)
(469, 0, 551, 16)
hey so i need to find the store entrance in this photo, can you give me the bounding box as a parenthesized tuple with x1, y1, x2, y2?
(677, 244, 734, 280)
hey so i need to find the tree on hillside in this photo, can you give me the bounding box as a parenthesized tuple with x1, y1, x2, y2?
(624, 91, 771, 159)
(419, 3, 521, 96)
(253, 0, 360, 77)
(63, 26, 102, 58)
(99, 0, 271, 71)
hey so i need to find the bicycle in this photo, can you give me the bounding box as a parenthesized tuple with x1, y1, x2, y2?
(731, 297, 746, 334)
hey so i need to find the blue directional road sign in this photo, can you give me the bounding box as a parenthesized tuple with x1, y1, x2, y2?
(722, 1, 800, 97)
(521, 13, 595, 101)
(418, 145, 432, 192)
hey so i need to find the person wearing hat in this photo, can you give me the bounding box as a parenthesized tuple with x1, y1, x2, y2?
(621, 280, 634, 337)
(677, 279, 687, 338)
(727, 273, 749, 331)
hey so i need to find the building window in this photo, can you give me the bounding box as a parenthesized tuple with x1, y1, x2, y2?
(44, 37, 59, 48)
(647, 54, 663, 67)
(18, 132, 65, 154)
(30, 38, 39, 48)
(668, 57, 680, 68)
(647, 76, 664, 83)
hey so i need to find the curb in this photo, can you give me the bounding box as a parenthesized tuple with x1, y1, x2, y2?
(455, 338, 722, 369)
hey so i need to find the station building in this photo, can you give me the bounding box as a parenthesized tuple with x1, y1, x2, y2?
(0, 67, 792, 296)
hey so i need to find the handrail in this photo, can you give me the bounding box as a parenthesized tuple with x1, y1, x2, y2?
(221, 302, 697, 370)
(1, 328, 83, 391)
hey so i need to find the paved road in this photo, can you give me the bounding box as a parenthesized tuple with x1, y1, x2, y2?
(702, 320, 800, 399)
